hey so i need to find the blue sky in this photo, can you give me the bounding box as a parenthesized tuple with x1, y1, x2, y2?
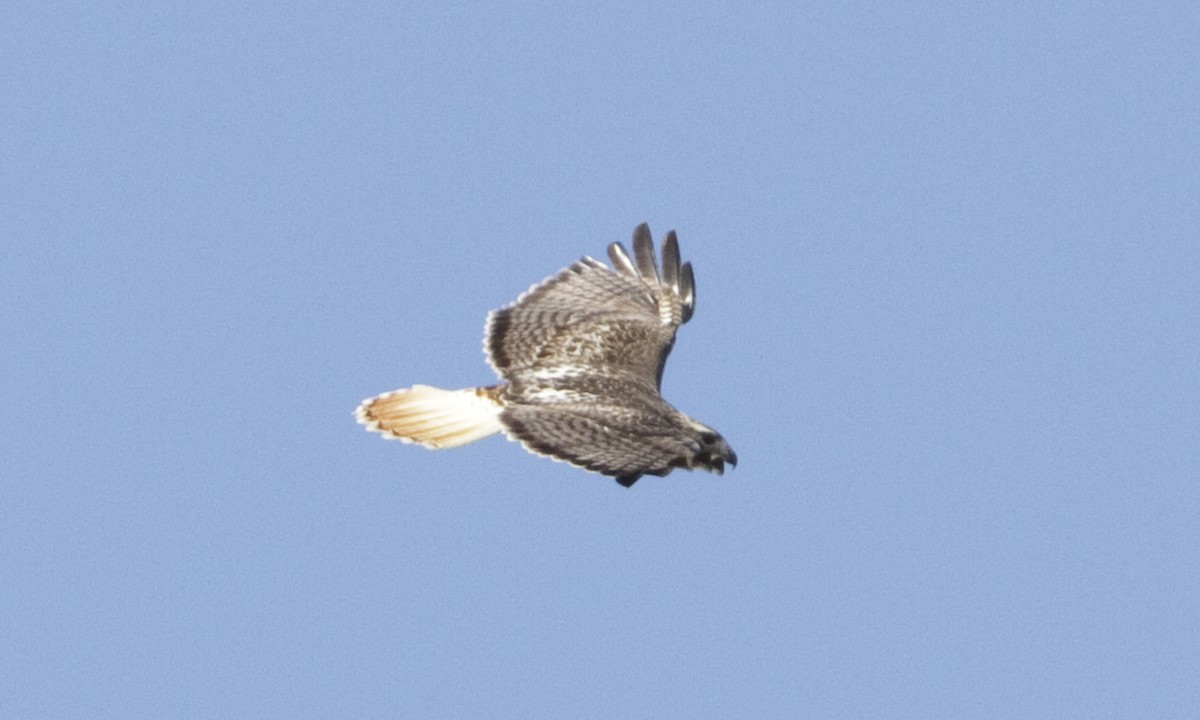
(3, 2, 1198, 717)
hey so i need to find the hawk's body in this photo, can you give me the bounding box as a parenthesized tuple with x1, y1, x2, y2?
(356, 224, 736, 487)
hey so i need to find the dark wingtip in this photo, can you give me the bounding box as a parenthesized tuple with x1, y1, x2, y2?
(661, 230, 680, 292)
(679, 261, 695, 323)
(632, 224, 659, 280)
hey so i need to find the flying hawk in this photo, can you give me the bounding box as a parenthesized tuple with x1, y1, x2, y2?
(355, 223, 736, 487)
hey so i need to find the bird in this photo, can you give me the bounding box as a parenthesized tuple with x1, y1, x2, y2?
(355, 223, 736, 487)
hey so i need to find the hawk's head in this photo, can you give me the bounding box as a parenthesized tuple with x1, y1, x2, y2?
(687, 422, 737, 475)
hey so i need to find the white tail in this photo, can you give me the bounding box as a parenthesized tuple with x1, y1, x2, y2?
(355, 384, 504, 449)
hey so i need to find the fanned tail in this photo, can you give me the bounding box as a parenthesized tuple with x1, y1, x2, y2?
(606, 223, 696, 326)
(355, 384, 504, 449)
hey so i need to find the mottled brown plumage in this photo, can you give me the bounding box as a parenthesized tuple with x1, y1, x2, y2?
(356, 224, 735, 487)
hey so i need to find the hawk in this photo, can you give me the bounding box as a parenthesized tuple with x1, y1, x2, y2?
(355, 223, 736, 487)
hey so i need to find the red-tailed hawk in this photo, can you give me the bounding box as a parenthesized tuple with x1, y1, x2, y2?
(355, 224, 736, 487)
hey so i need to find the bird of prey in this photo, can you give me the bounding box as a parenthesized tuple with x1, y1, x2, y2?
(355, 223, 736, 487)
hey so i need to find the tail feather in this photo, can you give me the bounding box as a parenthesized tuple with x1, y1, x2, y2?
(355, 384, 504, 449)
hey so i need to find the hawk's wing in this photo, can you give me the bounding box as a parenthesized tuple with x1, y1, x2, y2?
(501, 384, 700, 486)
(484, 224, 700, 486)
(484, 223, 695, 391)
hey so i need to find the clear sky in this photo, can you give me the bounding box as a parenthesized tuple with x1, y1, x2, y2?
(3, 2, 1198, 718)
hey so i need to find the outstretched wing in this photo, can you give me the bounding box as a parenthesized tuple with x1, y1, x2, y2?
(484, 223, 695, 392)
(500, 378, 701, 486)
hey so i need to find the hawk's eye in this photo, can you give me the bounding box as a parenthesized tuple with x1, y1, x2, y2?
(699, 431, 717, 445)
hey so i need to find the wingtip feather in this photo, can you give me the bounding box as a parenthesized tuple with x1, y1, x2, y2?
(632, 224, 659, 280)
(607, 242, 638, 277)
(679, 261, 695, 323)
(661, 230, 680, 293)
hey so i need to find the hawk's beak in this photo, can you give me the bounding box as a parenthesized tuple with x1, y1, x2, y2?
(727, 449, 738, 468)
